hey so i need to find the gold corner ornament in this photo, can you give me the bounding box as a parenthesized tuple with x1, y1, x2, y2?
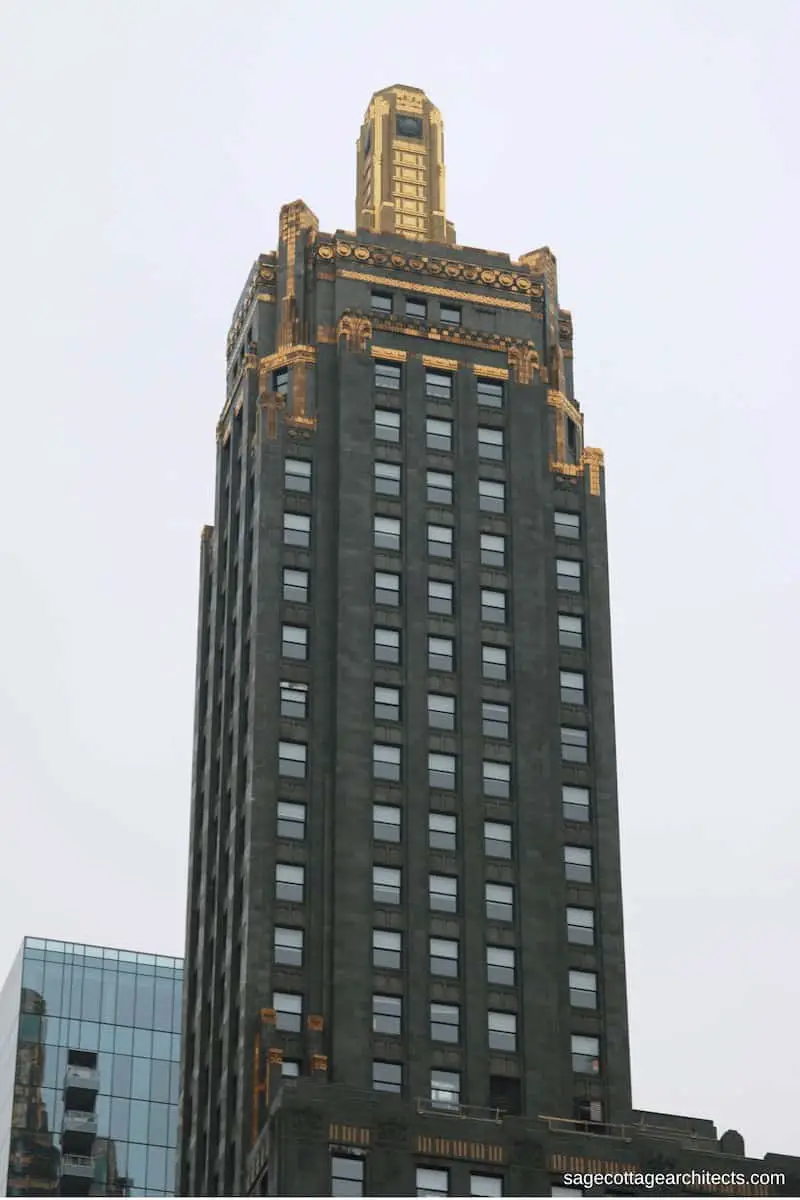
(549, 446, 605, 496)
(337, 312, 372, 352)
(507, 343, 539, 384)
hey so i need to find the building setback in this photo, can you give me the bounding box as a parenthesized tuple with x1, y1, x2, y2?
(178, 85, 800, 1197)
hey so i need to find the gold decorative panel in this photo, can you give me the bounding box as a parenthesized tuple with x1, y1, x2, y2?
(421, 354, 459, 371)
(414, 1136, 505, 1165)
(370, 346, 407, 362)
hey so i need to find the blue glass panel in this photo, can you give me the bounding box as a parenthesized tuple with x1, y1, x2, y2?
(22, 956, 45, 994)
(134, 974, 155, 1028)
(111, 1054, 132, 1097)
(133, 1027, 153, 1058)
(148, 1102, 169, 1147)
(170, 984, 182, 1031)
(167, 1106, 178, 1149)
(100, 971, 118, 1024)
(152, 1030, 171, 1060)
(99, 1023, 115, 1053)
(66, 964, 83, 1020)
(150, 1059, 170, 1104)
(129, 1098, 150, 1143)
(170, 1032, 181, 1062)
(81, 966, 103, 1022)
(147, 1145, 167, 1192)
(96, 1049, 113, 1094)
(79, 1020, 99, 1051)
(42, 959, 65, 1016)
(131, 1056, 151, 1100)
(168, 1061, 180, 1106)
(165, 1147, 177, 1191)
(109, 1095, 130, 1141)
(95, 1092, 111, 1135)
(26, 937, 46, 950)
(127, 1143, 148, 1190)
(153, 977, 173, 1033)
(115, 1025, 133, 1055)
(116, 973, 136, 1025)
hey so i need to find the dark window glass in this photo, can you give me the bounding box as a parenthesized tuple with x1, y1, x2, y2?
(426, 371, 453, 401)
(375, 408, 401, 441)
(563, 785, 590, 822)
(375, 361, 402, 390)
(396, 114, 423, 138)
(482, 644, 508, 680)
(429, 812, 456, 851)
(373, 994, 402, 1036)
(477, 378, 503, 408)
(371, 292, 392, 313)
(556, 558, 581, 592)
(426, 417, 453, 452)
(373, 803, 401, 843)
(285, 459, 312, 493)
(283, 567, 309, 603)
(561, 726, 588, 763)
(482, 701, 509, 738)
(406, 297, 426, 318)
(428, 636, 454, 672)
(374, 626, 401, 663)
(430, 1002, 459, 1043)
(373, 1059, 402, 1093)
(274, 368, 289, 396)
(560, 670, 585, 705)
(277, 800, 306, 839)
(440, 304, 461, 325)
(555, 510, 581, 539)
(281, 680, 309, 719)
(564, 845, 592, 883)
(375, 461, 401, 496)
(558, 613, 584, 649)
(332, 1152, 365, 1197)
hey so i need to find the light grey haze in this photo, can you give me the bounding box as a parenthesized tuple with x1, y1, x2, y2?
(0, 0, 797, 1160)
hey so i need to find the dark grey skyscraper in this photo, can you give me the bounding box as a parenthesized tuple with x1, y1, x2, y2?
(178, 86, 800, 1198)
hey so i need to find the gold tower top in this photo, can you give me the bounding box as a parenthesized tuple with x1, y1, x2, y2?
(356, 85, 456, 246)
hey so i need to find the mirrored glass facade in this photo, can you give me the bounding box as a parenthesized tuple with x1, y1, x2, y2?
(0, 937, 182, 1198)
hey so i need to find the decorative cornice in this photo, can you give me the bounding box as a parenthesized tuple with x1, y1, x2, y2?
(370, 315, 520, 353)
(547, 389, 583, 428)
(227, 258, 277, 357)
(338, 268, 533, 312)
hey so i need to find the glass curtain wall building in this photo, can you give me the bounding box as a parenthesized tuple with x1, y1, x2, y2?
(0, 937, 182, 1198)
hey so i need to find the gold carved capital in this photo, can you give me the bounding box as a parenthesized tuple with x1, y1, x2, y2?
(507, 343, 539, 385)
(337, 312, 372, 352)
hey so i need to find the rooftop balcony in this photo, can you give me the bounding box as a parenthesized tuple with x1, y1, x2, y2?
(64, 1064, 99, 1111)
(62, 1108, 98, 1156)
(60, 1154, 95, 1196)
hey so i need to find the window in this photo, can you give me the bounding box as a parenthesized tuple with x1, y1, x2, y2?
(281, 624, 308, 660)
(375, 408, 401, 442)
(483, 760, 511, 798)
(429, 812, 456, 851)
(482, 701, 509, 739)
(406, 297, 427, 318)
(331, 1153, 365, 1197)
(571, 1034, 600, 1075)
(488, 1011, 517, 1052)
(482, 644, 508, 681)
(373, 866, 402, 905)
(561, 726, 588, 763)
(431, 1068, 460, 1109)
(284, 459, 311, 493)
(375, 461, 401, 496)
(555, 511, 581, 539)
(374, 685, 401, 722)
(374, 627, 400, 664)
(374, 516, 401, 551)
(426, 417, 453, 452)
(487, 945, 515, 986)
(428, 635, 454, 672)
(375, 360, 402, 390)
(375, 571, 401, 606)
(428, 693, 456, 731)
(277, 801, 305, 840)
(430, 1002, 459, 1043)
(396, 113, 422, 137)
(275, 863, 304, 903)
(373, 1060, 402, 1093)
(478, 427, 504, 461)
(428, 579, 454, 616)
(278, 740, 307, 778)
(479, 479, 505, 513)
(427, 470, 454, 505)
(430, 937, 458, 977)
(429, 752, 456, 790)
(558, 612, 584, 649)
(282, 567, 309, 603)
(371, 292, 392, 313)
(373, 929, 402, 970)
(563, 785, 590, 822)
(564, 845, 592, 884)
(274, 927, 303, 967)
(567, 907, 595, 946)
(373, 743, 401, 782)
(480, 533, 506, 568)
(283, 512, 311, 548)
(560, 670, 585, 706)
(417, 1167, 449, 1197)
(481, 589, 507, 624)
(470, 1174, 503, 1196)
(282, 1060, 300, 1077)
(569, 970, 598, 1009)
(280, 680, 308, 719)
(429, 873, 458, 913)
(273, 991, 302, 1031)
(428, 524, 453, 559)
(557, 558, 582, 593)
(373, 993, 402, 1036)
(477, 378, 503, 408)
(274, 368, 289, 396)
(426, 370, 453, 401)
(484, 821, 512, 859)
(440, 304, 461, 325)
(373, 803, 401, 843)
(486, 883, 513, 922)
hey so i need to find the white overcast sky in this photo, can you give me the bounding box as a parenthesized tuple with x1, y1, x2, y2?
(0, 0, 798, 1162)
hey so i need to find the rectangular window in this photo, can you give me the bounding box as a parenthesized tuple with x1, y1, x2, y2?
(428, 635, 454, 672)
(374, 626, 401, 664)
(283, 512, 311, 548)
(374, 516, 402, 551)
(375, 461, 401, 496)
(371, 292, 392, 313)
(481, 589, 507, 624)
(406, 297, 427, 319)
(560, 670, 585, 705)
(373, 993, 402, 1036)
(482, 701, 509, 739)
(280, 680, 308, 719)
(571, 1034, 600, 1075)
(477, 378, 503, 408)
(374, 685, 401, 722)
(488, 1010, 517, 1052)
(429, 752, 456, 790)
(487, 945, 515, 986)
(417, 1166, 449, 1197)
(373, 866, 402, 905)
(428, 693, 456, 731)
(478, 427, 504, 461)
(278, 740, 307, 778)
(274, 368, 289, 396)
(375, 571, 401, 607)
(484, 820, 512, 859)
(282, 567, 309, 604)
(373, 929, 402, 970)
(283, 1060, 300, 1077)
(563, 785, 590, 822)
(429, 811, 456, 851)
(555, 511, 581, 539)
(486, 883, 513, 922)
(569, 970, 598, 1010)
(564, 845, 592, 883)
(426, 417, 453, 452)
(373, 1060, 402, 1093)
(274, 926, 303, 967)
(480, 533, 506, 568)
(427, 524, 454, 559)
(373, 803, 401, 843)
(281, 624, 308, 660)
(440, 304, 461, 325)
(273, 991, 302, 1031)
(427, 470, 454, 505)
(431, 1068, 460, 1109)
(430, 1002, 459, 1043)
(482, 644, 508, 681)
(331, 1152, 365, 1197)
(470, 1174, 503, 1196)
(430, 936, 458, 977)
(275, 863, 304, 903)
(426, 370, 453, 401)
(277, 800, 305, 840)
(561, 726, 588, 763)
(557, 558, 582, 592)
(479, 479, 505, 513)
(375, 408, 401, 442)
(483, 760, 511, 798)
(375, 361, 402, 390)
(285, 459, 311, 493)
(429, 873, 458, 913)
(558, 612, 584, 649)
(567, 907, 595, 946)
(428, 579, 454, 616)
(373, 743, 401, 782)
